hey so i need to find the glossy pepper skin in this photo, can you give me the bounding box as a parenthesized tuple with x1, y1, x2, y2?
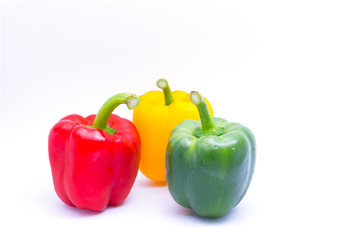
(132, 79, 213, 183)
(49, 93, 141, 212)
(166, 91, 256, 218)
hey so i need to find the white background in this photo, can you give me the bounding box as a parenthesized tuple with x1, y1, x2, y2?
(1, 0, 360, 239)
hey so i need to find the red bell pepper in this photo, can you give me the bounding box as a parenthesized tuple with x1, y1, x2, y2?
(48, 93, 141, 212)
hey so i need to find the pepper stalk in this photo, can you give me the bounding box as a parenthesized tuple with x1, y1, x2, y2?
(190, 91, 224, 137)
(92, 93, 140, 134)
(157, 78, 175, 106)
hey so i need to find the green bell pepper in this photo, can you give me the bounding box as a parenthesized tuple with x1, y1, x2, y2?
(166, 91, 256, 218)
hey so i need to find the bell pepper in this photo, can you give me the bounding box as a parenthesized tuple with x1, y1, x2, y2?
(166, 91, 256, 218)
(132, 79, 213, 182)
(48, 93, 141, 212)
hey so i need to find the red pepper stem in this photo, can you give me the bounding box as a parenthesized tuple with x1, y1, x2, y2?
(157, 78, 175, 106)
(92, 93, 140, 132)
(190, 91, 217, 134)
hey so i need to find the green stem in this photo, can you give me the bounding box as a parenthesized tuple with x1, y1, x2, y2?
(157, 78, 175, 106)
(190, 91, 217, 134)
(92, 93, 140, 134)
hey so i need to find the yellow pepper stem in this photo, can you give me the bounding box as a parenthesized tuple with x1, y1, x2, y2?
(157, 78, 175, 106)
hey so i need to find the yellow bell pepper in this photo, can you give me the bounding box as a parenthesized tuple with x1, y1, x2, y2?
(132, 79, 213, 183)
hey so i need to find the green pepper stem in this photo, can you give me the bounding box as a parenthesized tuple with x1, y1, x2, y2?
(92, 93, 140, 132)
(190, 91, 216, 134)
(157, 78, 175, 106)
